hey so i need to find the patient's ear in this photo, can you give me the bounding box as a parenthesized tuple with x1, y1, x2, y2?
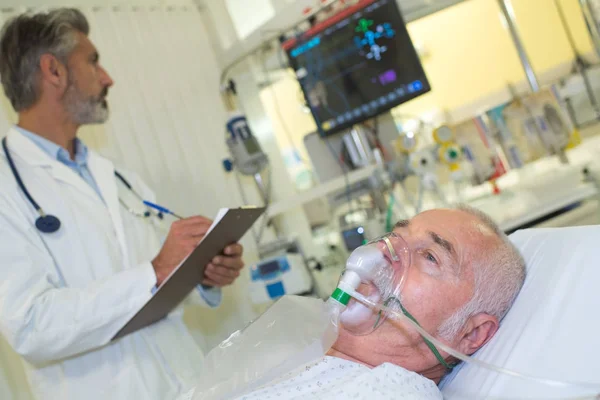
(457, 313, 498, 355)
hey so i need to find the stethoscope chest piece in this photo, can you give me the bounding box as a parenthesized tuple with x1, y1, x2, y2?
(35, 214, 61, 234)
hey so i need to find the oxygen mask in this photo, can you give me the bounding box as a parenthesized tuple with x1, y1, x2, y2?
(334, 232, 411, 335)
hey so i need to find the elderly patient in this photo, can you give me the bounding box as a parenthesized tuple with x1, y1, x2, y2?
(235, 205, 526, 400)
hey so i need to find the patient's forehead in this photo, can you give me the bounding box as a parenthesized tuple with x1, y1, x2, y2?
(396, 209, 492, 237)
(394, 209, 497, 268)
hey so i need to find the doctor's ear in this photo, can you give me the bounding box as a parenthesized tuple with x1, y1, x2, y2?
(39, 54, 68, 88)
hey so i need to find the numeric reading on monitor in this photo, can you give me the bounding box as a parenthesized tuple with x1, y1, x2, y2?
(283, 0, 430, 137)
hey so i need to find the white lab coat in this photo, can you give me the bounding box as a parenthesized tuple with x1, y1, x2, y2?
(0, 128, 218, 400)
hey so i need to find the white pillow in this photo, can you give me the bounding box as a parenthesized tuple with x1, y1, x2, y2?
(440, 226, 600, 399)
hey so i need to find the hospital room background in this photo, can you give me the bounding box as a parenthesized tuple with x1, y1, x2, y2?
(2, 0, 600, 398)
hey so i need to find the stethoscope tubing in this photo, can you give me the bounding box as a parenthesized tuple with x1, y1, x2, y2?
(2, 137, 43, 214)
(2, 136, 163, 233)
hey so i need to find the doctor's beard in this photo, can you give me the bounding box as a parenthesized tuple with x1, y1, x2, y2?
(63, 78, 110, 125)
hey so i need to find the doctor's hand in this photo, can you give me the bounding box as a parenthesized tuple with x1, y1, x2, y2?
(202, 243, 245, 287)
(152, 216, 213, 286)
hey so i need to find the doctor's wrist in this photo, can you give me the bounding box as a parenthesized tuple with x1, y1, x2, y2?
(151, 258, 170, 287)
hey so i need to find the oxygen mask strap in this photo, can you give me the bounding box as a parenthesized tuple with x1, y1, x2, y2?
(378, 297, 457, 371)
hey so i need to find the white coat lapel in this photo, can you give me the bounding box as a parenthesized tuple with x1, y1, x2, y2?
(6, 129, 102, 205)
(87, 152, 130, 267)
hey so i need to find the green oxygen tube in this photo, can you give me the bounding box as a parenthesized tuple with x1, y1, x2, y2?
(385, 192, 395, 233)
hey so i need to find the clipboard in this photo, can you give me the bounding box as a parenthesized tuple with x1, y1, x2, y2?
(112, 206, 266, 340)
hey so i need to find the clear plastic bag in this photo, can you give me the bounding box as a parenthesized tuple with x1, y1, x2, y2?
(189, 295, 342, 400)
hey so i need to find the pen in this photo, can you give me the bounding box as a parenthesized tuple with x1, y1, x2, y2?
(143, 200, 184, 219)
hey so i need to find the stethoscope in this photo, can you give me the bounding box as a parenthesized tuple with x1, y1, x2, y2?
(2, 137, 182, 234)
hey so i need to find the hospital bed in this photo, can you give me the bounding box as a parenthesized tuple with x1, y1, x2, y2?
(182, 223, 600, 400)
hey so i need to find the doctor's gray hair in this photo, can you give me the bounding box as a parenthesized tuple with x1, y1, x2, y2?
(437, 204, 526, 341)
(0, 8, 89, 111)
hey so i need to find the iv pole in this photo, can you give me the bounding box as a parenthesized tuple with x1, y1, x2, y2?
(497, 0, 539, 93)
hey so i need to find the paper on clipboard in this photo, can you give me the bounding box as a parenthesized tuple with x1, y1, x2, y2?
(206, 208, 229, 235)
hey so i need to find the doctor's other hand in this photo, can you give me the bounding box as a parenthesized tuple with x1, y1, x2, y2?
(152, 216, 213, 286)
(202, 243, 245, 287)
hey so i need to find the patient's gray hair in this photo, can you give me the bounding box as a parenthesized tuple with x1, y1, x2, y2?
(0, 8, 89, 111)
(437, 204, 526, 340)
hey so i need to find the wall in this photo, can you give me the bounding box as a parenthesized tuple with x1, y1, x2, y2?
(513, 0, 595, 66)
(399, 0, 526, 120)
(397, 0, 595, 121)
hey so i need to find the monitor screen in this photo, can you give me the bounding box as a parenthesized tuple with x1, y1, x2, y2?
(283, 0, 430, 137)
(342, 226, 366, 252)
(259, 260, 280, 276)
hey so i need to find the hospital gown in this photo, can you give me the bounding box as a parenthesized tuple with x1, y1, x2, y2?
(234, 356, 442, 400)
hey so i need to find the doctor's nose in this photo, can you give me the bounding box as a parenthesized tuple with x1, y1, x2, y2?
(99, 65, 114, 88)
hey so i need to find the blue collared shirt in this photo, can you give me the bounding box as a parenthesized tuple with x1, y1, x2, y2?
(15, 126, 104, 201)
(16, 126, 221, 307)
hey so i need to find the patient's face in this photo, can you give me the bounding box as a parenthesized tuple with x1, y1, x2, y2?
(331, 209, 499, 372)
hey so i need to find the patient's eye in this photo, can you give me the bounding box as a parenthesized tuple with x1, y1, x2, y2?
(422, 250, 438, 265)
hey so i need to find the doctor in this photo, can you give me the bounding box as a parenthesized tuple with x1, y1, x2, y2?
(0, 8, 246, 400)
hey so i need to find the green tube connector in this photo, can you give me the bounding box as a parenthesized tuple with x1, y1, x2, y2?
(330, 288, 351, 306)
